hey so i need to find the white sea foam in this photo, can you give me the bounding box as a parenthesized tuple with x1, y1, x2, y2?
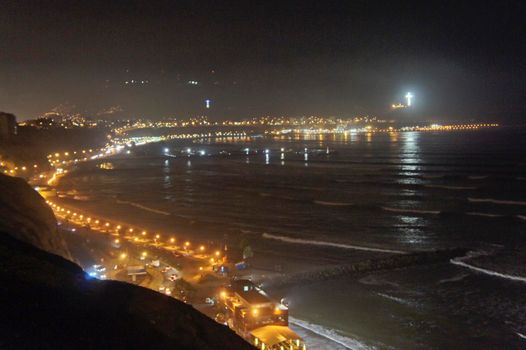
(517, 215, 526, 221)
(468, 198, 526, 206)
(516, 332, 526, 340)
(376, 292, 413, 306)
(115, 199, 171, 216)
(359, 275, 399, 287)
(289, 317, 374, 350)
(262, 233, 406, 254)
(382, 207, 440, 215)
(466, 212, 503, 218)
(314, 200, 353, 206)
(450, 252, 526, 283)
(425, 185, 476, 190)
(438, 273, 470, 284)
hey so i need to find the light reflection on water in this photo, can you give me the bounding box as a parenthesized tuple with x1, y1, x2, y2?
(61, 129, 526, 349)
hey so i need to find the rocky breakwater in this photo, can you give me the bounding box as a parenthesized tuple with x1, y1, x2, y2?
(264, 248, 469, 288)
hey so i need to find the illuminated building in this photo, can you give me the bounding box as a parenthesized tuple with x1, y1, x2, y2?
(219, 280, 305, 349)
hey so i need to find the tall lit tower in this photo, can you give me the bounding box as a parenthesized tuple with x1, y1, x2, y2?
(405, 92, 414, 107)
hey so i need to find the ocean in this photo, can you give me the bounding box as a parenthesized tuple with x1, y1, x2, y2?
(57, 128, 526, 349)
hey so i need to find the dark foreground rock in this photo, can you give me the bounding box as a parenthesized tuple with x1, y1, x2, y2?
(0, 174, 71, 260)
(0, 173, 254, 349)
(0, 233, 254, 349)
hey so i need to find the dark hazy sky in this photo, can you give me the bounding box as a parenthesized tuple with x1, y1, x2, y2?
(1, 0, 525, 121)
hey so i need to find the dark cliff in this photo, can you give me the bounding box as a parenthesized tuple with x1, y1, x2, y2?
(0, 174, 71, 260)
(0, 174, 254, 349)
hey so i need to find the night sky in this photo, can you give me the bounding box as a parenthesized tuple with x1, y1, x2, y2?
(1, 0, 525, 121)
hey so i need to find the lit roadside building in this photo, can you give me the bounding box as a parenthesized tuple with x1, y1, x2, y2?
(220, 280, 306, 350)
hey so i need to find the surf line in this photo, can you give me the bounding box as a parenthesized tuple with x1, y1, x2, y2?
(115, 199, 171, 216)
(382, 207, 440, 215)
(289, 317, 372, 350)
(262, 233, 406, 254)
(450, 252, 526, 283)
(468, 198, 526, 206)
(313, 200, 353, 206)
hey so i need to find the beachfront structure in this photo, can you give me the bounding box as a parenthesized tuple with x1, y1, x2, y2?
(220, 279, 305, 349)
(250, 325, 306, 350)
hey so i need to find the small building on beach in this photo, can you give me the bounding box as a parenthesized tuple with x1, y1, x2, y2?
(219, 279, 306, 349)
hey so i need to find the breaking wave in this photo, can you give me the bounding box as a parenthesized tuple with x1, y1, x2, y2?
(376, 293, 414, 307)
(424, 185, 476, 190)
(468, 198, 526, 206)
(115, 199, 171, 216)
(289, 317, 374, 350)
(468, 175, 488, 180)
(450, 251, 526, 283)
(313, 200, 353, 206)
(438, 273, 470, 284)
(262, 233, 406, 254)
(517, 215, 526, 221)
(382, 207, 440, 215)
(259, 193, 295, 200)
(466, 212, 504, 218)
(359, 275, 400, 287)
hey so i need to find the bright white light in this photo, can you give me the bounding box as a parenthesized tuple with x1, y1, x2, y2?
(164, 148, 169, 153)
(405, 92, 414, 107)
(205, 99, 211, 109)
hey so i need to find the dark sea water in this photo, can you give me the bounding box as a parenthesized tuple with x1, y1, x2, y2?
(58, 129, 526, 349)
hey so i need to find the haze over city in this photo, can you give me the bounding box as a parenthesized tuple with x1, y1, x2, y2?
(2, 1, 525, 121)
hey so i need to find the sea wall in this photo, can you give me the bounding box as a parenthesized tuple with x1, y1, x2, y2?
(264, 248, 468, 288)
